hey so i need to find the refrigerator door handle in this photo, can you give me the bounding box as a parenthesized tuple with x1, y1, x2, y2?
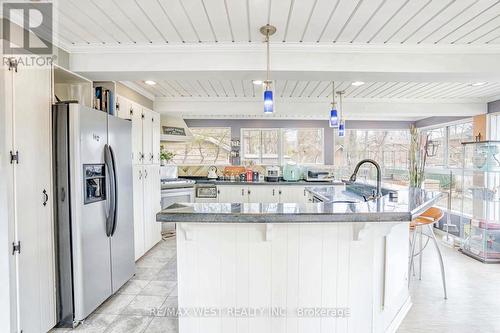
(104, 145, 117, 237)
(109, 145, 119, 236)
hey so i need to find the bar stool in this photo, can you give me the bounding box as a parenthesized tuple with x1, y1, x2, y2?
(408, 207, 447, 299)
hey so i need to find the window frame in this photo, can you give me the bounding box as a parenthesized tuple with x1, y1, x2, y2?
(240, 127, 325, 165)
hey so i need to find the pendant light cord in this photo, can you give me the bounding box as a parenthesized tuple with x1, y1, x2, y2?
(266, 32, 270, 89)
(332, 82, 336, 106)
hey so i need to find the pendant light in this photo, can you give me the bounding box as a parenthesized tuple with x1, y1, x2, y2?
(337, 91, 346, 137)
(329, 81, 338, 128)
(260, 24, 276, 114)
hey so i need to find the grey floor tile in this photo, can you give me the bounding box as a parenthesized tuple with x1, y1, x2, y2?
(122, 295, 168, 316)
(132, 267, 162, 281)
(117, 280, 149, 295)
(73, 314, 117, 333)
(140, 281, 177, 297)
(94, 294, 135, 315)
(145, 317, 178, 333)
(103, 315, 152, 333)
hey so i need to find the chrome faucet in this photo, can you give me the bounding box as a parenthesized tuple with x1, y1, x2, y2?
(349, 159, 382, 200)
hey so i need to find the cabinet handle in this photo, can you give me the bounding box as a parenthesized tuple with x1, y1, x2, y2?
(272, 189, 275, 196)
(144, 169, 148, 179)
(247, 189, 251, 195)
(150, 153, 154, 161)
(130, 107, 133, 116)
(304, 189, 306, 196)
(139, 170, 142, 180)
(42, 189, 48, 206)
(279, 190, 282, 195)
(241, 189, 244, 196)
(140, 153, 144, 161)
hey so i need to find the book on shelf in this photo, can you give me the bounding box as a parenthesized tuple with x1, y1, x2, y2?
(94, 86, 115, 115)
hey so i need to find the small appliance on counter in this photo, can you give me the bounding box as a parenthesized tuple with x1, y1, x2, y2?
(283, 161, 302, 181)
(265, 166, 281, 182)
(246, 169, 253, 182)
(207, 165, 218, 180)
(305, 168, 333, 182)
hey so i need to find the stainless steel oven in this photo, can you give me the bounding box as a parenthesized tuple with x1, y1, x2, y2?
(161, 187, 195, 235)
(195, 185, 218, 202)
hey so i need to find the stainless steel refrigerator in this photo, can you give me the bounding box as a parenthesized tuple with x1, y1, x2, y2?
(53, 102, 135, 327)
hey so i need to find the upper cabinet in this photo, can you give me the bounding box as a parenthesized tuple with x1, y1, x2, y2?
(116, 94, 159, 166)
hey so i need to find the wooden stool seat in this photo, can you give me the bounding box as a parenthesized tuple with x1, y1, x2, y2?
(410, 207, 445, 230)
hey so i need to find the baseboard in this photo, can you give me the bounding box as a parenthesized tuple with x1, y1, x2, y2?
(385, 296, 412, 333)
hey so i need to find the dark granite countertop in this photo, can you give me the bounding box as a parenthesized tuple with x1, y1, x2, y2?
(157, 186, 444, 223)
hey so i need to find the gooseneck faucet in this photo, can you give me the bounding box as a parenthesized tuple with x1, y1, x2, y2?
(349, 159, 382, 200)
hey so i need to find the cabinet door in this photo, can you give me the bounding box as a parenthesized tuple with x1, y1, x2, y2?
(142, 109, 154, 165)
(13, 65, 55, 333)
(152, 112, 161, 165)
(133, 166, 145, 260)
(279, 186, 309, 204)
(217, 186, 247, 203)
(143, 165, 162, 252)
(149, 165, 162, 245)
(116, 95, 132, 120)
(131, 103, 143, 164)
(247, 185, 279, 203)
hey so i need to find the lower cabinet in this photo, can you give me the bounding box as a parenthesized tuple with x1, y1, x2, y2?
(216, 185, 325, 204)
(133, 164, 162, 260)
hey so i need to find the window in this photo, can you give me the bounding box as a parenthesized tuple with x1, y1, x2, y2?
(241, 128, 324, 165)
(282, 128, 324, 164)
(241, 129, 280, 165)
(448, 122, 473, 168)
(334, 129, 411, 187)
(162, 127, 231, 165)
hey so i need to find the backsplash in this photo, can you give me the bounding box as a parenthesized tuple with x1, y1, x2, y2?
(177, 165, 335, 178)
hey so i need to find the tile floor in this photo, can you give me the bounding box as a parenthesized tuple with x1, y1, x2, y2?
(51, 233, 500, 333)
(51, 237, 178, 333)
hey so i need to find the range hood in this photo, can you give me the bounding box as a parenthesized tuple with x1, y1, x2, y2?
(160, 115, 193, 142)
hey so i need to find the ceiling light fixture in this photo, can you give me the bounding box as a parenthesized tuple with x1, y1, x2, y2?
(352, 81, 365, 87)
(145, 80, 156, 86)
(252, 80, 263, 85)
(337, 91, 346, 137)
(470, 82, 487, 87)
(260, 24, 277, 114)
(329, 81, 339, 128)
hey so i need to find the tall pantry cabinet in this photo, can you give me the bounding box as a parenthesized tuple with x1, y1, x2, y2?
(1, 60, 55, 333)
(116, 95, 162, 260)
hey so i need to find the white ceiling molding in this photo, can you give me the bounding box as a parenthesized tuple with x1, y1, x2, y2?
(154, 98, 486, 121)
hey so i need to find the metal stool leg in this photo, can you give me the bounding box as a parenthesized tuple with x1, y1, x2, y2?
(419, 227, 423, 280)
(408, 228, 418, 288)
(427, 224, 447, 299)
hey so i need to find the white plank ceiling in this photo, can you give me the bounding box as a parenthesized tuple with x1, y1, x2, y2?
(56, 0, 500, 47)
(133, 79, 500, 100)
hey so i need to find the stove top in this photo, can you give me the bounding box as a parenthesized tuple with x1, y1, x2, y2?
(161, 178, 196, 189)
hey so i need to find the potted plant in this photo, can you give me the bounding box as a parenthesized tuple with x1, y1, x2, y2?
(409, 125, 430, 189)
(160, 150, 175, 166)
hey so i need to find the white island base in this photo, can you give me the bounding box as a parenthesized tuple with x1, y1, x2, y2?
(176, 221, 411, 333)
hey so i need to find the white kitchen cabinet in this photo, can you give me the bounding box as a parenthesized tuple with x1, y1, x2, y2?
(217, 185, 246, 203)
(142, 108, 154, 165)
(278, 186, 309, 204)
(152, 112, 161, 164)
(133, 164, 162, 260)
(132, 166, 145, 260)
(143, 164, 161, 250)
(116, 95, 132, 120)
(247, 186, 279, 203)
(130, 102, 144, 165)
(2, 60, 55, 333)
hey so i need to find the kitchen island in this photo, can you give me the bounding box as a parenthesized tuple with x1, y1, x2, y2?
(157, 186, 442, 333)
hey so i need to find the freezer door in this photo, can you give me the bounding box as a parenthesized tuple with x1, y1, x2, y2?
(108, 115, 135, 292)
(70, 105, 112, 321)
